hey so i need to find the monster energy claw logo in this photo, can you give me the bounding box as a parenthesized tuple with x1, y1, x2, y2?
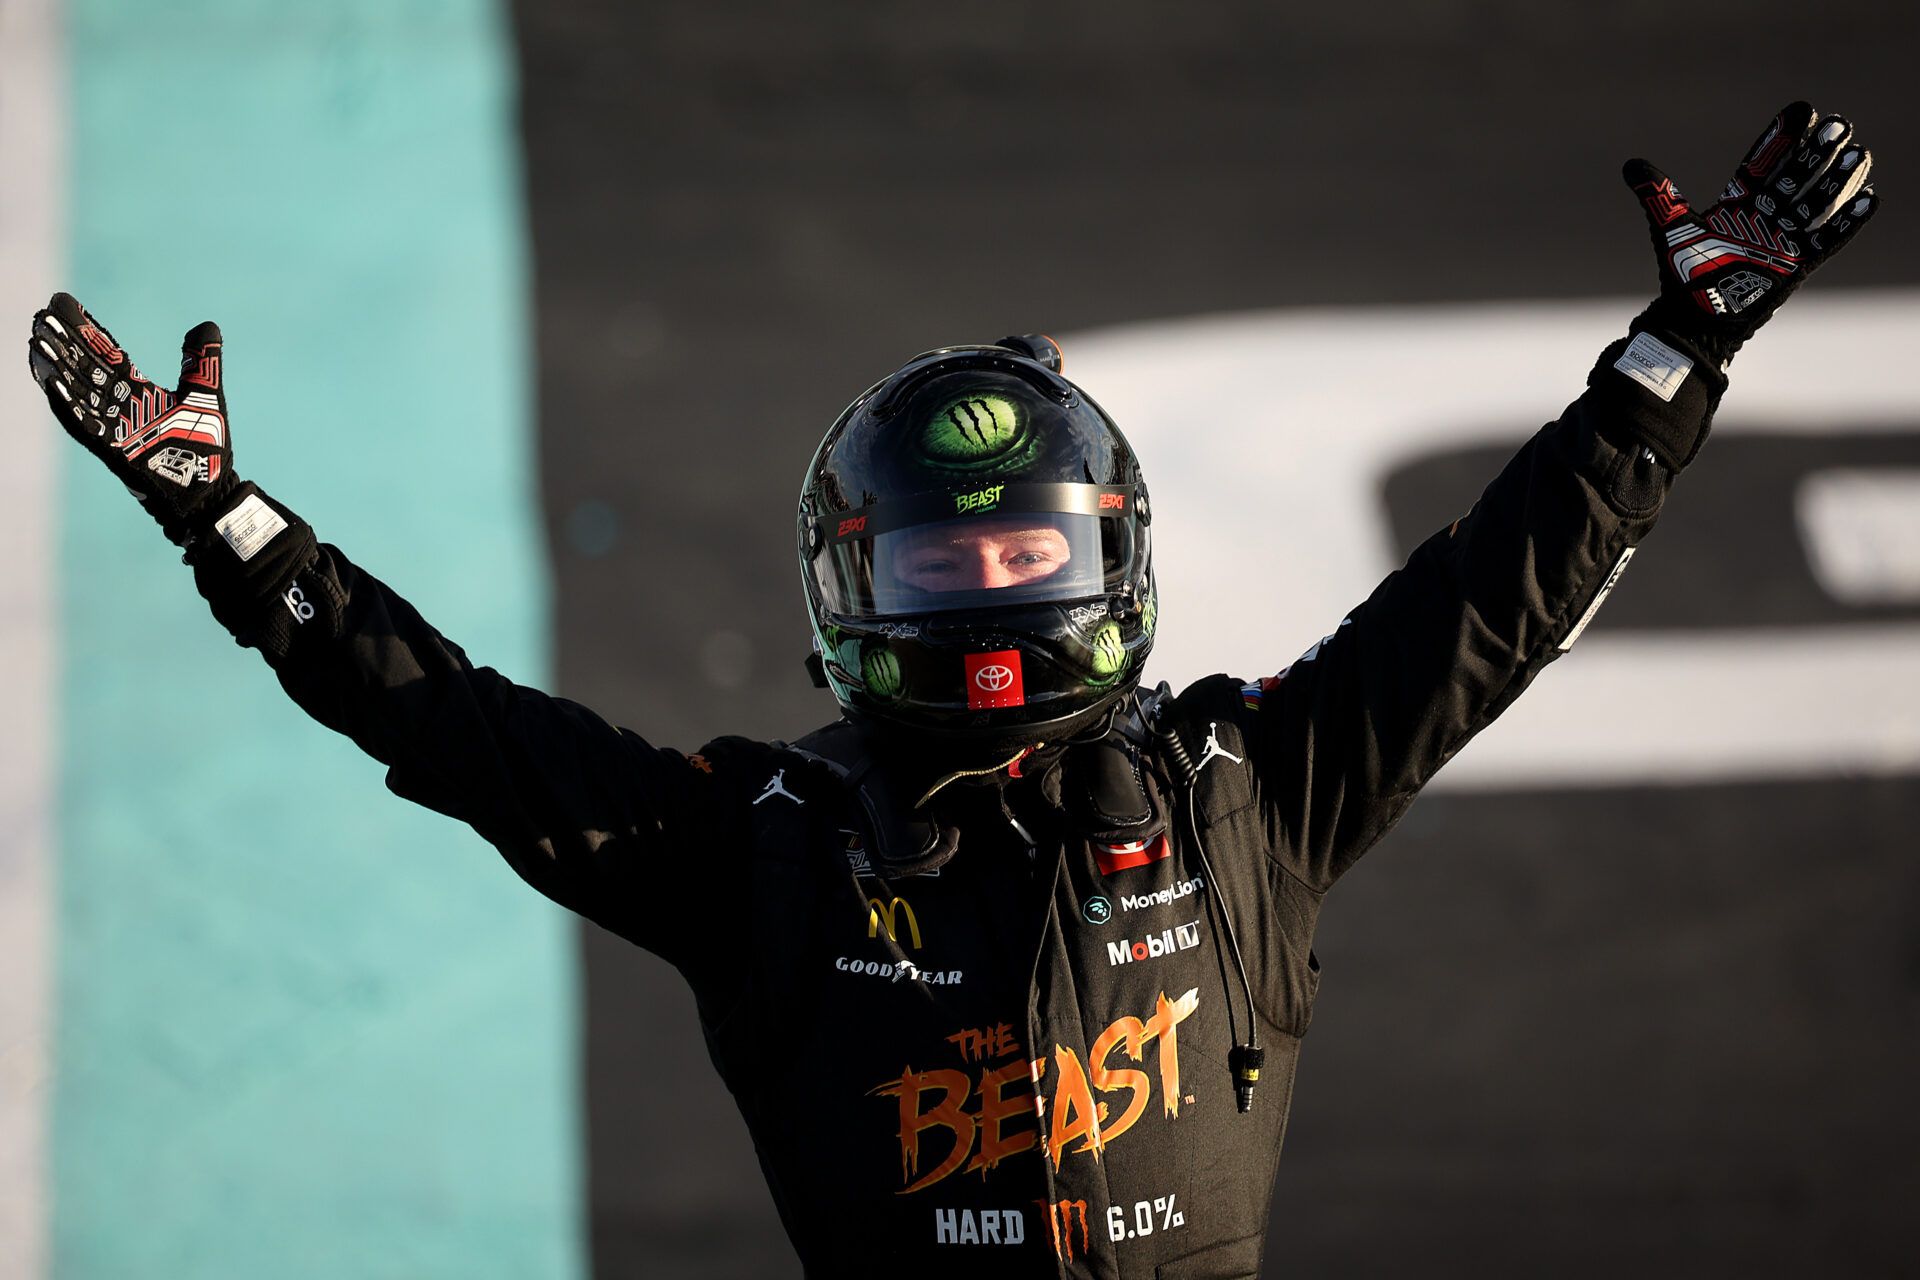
(920, 392, 1033, 470)
(1088, 622, 1127, 683)
(863, 648, 904, 700)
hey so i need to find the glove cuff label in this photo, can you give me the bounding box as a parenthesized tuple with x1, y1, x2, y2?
(1613, 331, 1694, 402)
(214, 492, 289, 563)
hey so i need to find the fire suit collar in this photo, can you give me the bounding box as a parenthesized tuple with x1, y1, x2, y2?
(788, 692, 1173, 883)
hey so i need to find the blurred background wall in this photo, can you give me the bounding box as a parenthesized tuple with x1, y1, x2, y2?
(2, 0, 1915, 1276)
(4, 2, 578, 1277)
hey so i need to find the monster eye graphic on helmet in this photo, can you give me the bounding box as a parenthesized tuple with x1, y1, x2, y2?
(916, 393, 1039, 472)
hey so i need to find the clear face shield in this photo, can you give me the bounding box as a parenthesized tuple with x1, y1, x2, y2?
(815, 488, 1137, 619)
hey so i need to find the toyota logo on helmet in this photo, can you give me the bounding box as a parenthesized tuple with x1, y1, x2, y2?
(974, 664, 1014, 692)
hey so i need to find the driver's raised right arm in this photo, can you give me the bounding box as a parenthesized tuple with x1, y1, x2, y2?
(26, 293, 744, 972)
(221, 533, 738, 966)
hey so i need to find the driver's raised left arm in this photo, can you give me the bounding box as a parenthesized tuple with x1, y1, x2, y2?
(1250, 102, 1877, 890)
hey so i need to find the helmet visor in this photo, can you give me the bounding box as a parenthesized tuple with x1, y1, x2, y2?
(818, 507, 1133, 617)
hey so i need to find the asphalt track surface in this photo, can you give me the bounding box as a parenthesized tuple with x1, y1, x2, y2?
(512, 3, 1920, 1274)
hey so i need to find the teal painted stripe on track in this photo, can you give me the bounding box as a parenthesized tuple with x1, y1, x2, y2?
(55, 3, 582, 1277)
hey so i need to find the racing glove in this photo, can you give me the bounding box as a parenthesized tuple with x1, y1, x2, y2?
(1625, 100, 1877, 369)
(26, 292, 321, 649)
(1595, 102, 1880, 472)
(28, 291, 239, 541)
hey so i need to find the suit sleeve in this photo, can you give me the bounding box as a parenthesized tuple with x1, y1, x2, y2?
(182, 505, 749, 977)
(1249, 326, 1728, 890)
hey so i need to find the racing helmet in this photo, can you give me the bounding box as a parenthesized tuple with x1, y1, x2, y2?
(798, 335, 1157, 748)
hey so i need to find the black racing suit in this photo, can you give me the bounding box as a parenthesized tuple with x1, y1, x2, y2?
(188, 331, 1721, 1278)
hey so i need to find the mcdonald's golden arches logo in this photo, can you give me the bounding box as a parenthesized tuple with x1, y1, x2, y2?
(867, 896, 922, 948)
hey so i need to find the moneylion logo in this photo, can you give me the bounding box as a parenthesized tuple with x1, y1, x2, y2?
(1119, 876, 1205, 913)
(868, 896, 923, 948)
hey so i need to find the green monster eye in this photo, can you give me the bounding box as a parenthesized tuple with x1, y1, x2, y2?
(1087, 622, 1128, 684)
(1139, 583, 1158, 639)
(863, 648, 903, 700)
(918, 393, 1033, 470)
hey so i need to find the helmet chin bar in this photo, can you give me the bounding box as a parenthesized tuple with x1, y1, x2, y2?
(850, 684, 1132, 777)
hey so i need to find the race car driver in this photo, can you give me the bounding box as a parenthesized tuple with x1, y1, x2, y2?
(25, 102, 1876, 1278)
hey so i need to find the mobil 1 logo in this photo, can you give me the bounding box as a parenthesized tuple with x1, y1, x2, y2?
(1106, 920, 1202, 967)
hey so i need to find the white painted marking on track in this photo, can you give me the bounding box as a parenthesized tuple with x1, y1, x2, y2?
(1796, 468, 1920, 605)
(0, 0, 62, 1274)
(1064, 291, 1920, 789)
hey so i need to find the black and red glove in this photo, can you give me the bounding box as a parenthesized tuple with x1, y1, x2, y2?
(27, 291, 238, 542)
(1626, 101, 1877, 367)
(26, 293, 323, 651)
